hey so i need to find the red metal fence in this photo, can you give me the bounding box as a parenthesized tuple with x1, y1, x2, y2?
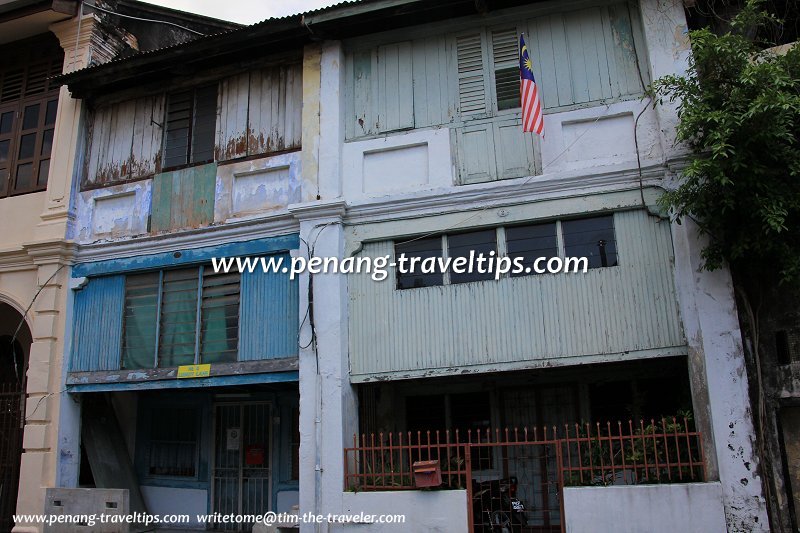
(344, 418, 705, 532)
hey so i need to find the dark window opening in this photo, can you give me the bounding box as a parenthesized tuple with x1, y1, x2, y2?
(491, 29, 520, 111)
(163, 85, 217, 170)
(506, 222, 558, 277)
(395, 236, 444, 289)
(448, 229, 497, 284)
(0, 34, 62, 197)
(495, 67, 520, 111)
(405, 392, 493, 469)
(562, 215, 618, 269)
(148, 407, 198, 477)
(776, 329, 800, 365)
(589, 375, 692, 423)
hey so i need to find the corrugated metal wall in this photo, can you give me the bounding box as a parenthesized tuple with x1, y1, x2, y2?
(70, 254, 299, 372)
(348, 210, 684, 381)
(239, 253, 300, 361)
(71, 275, 125, 372)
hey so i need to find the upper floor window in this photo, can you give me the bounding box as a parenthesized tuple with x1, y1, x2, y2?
(122, 266, 240, 370)
(563, 215, 618, 268)
(0, 34, 63, 197)
(163, 85, 218, 170)
(82, 62, 302, 189)
(394, 214, 617, 289)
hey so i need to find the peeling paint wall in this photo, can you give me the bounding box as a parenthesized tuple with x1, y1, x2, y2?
(75, 180, 152, 242)
(214, 152, 301, 223)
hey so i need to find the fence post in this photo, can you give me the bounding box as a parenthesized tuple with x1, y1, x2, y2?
(557, 442, 566, 533)
(465, 443, 473, 532)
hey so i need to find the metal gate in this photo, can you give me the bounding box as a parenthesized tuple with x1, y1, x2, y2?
(212, 402, 272, 532)
(0, 382, 24, 533)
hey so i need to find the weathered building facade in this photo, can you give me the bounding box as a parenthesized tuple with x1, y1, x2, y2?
(54, 15, 305, 531)
(0, 2, 239, 531)
(47, 0, 773, 532)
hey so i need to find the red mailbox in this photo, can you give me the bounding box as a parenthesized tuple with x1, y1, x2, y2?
(412, 459, 442, 488)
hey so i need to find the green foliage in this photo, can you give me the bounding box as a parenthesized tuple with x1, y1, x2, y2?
(652, 0, 800, 285)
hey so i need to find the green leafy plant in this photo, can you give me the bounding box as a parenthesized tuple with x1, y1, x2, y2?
(652, 0, 800, 286)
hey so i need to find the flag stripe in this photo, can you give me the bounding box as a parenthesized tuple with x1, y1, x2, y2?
(519, 34, 544, 136)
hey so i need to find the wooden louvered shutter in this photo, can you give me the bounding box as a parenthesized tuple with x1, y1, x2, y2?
(491, 29, 520, 111)
(456, 33, 489, 117)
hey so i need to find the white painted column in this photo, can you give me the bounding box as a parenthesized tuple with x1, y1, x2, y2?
(292, 201, 356, 533)
(317, 41, 345, 201)
(671, 220, 769, 531)
(636, 0, 693, 161)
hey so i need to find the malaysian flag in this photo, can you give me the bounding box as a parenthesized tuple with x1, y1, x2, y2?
(519, 34, 543, 135)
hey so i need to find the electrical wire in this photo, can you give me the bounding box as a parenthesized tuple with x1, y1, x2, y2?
(84, 2, 207, 36)
(8, 264, 67, 385)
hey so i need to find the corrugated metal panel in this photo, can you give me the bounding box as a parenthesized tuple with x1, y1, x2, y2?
(349, 210, 685, 379)
(151, 163, 217, 232)
(239, 253, 299, 361)
(85, 95, 164, 187)
(71, 275, 125, 372)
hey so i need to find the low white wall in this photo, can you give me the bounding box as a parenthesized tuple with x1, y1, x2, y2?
(563, 482, 727, 533)
(334, 490, 468, 532)
(140, 486, 207, 529)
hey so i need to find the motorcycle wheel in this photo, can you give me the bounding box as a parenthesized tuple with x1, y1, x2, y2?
(490, 511, 523, 533)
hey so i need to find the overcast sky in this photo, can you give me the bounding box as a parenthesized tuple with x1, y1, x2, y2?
(139, 0, 340, 24)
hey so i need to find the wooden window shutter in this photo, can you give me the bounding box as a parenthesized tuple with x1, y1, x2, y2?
(376, 42, 414, 132)
(491, 29, 520, 111)
(456, 33, 488, 116)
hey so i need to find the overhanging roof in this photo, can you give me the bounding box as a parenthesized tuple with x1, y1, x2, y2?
(56, 0, 538, 99)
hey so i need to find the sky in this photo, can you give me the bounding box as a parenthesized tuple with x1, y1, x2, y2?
(138, 0, 340, 24)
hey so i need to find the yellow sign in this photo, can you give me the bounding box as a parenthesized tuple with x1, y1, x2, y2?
(177, 364, 211, 379)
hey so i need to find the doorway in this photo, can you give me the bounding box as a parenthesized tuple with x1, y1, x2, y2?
(212, 402, 272, 532)
(0, 302, 32, 533)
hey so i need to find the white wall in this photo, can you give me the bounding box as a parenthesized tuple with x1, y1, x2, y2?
(563, 483, 727, 533)
(334, 490, 468, 533)
(140, 486, 207, 529)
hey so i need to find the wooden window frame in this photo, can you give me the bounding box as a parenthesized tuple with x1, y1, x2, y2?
(0, 34, 63, 198)
(161, 85, 218, 172)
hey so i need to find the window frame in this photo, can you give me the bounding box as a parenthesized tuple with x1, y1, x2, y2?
(394, 213, 618, 290)
(146, 405, 202, 479)
(161, 84, 218, 172)
(121, 265, 241, 370)
(0, 34, 63, 197)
